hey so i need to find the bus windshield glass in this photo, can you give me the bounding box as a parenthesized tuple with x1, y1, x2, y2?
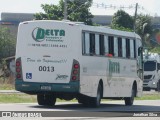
(144, 61, 156, 71)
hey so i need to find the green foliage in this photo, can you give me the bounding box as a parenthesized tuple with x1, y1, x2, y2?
(34, 0, 93, 25)
(111, 10, 156, 49)
(135, 14, 158, 49)
(136, 14, 152, 37)
(111, 10, 134, 31)
(150, 47, 160, 53)
(0, 27, 16, 61)
(92, 23, 101, 26)
(110, 24, 133, 32)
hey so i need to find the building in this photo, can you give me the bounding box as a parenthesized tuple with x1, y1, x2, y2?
(0, 12, 113, 38)
(92, 15, 112, 25)
(0, 12, 34, 38)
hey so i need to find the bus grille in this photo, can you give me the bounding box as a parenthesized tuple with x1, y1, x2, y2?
(144, 75, 152, 80)
(143, 80, 150, 83)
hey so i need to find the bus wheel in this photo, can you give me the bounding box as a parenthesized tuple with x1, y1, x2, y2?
(78, 98, 84, 104)
(124, 85, 136, 106)
(45, 94, 56, 106)
(37, 94, 56, 106)
(89, 84, 102, 107)
(37, 94, 46, 105)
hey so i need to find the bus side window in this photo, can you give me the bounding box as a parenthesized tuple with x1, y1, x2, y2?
(118, 37, 122, 57)
(126, 38, 130, 58)
(99, 35, 105, 55)
(104, 35, 108, 56)
(108, 36, 114, 56)
(82, 32, 90, 55)
(136, 39, 142, 58)
(90, 33, 95, 55)
(133, 40, 136, 58)
(114, 37, 118, 57)
(122, 38, 126, 58)
(130, 39, 134, 58)
(95, 34, 100, 55)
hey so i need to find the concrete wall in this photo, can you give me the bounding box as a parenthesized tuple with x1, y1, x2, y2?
(1, 12, 34, 22)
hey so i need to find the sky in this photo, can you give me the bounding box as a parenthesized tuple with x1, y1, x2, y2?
(0, 0, 159, 19)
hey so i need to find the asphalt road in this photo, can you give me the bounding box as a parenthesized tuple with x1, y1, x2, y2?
(0, 100, 159, 120)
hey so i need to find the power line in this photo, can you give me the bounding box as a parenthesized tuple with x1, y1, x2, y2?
(63, 0, 152, 20)
(91, 2, 145, 13)
(91, 2, 156, 17)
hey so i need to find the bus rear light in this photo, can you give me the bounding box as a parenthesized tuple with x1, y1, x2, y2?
(72, 76, 77, 80)
(17, 74, 21, 79)
(74, 64, 79, 69)
(16, 68, 21, 73)
(73, 70, 78, 74)
(16, 58, 23, 80)
(71, 59, 80, 82)
(16, 61, 21, 66)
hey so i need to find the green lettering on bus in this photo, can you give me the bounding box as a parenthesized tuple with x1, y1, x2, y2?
(32, 28, 65, 42)
(109, 60, 120, 75)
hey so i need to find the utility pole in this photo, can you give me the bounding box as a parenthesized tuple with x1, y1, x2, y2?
(133, 3, 138, 32)
(64, 0, 67, 20)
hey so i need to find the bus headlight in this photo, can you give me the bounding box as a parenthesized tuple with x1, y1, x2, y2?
(153, 82, 156, 85)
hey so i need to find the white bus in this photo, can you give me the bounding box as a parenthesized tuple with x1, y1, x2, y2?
(15, 20, 143, 107)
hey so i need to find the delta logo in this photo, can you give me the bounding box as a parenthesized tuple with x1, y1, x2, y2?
(32, 27, 65, 42)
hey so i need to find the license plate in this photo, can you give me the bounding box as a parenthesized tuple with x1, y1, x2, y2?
(40, 86, 51, 91)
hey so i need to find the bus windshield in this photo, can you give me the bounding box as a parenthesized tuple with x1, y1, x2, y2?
(144, 61, 156, 71)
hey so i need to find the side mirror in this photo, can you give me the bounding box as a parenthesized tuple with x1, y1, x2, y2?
(138, 47, 143, 56)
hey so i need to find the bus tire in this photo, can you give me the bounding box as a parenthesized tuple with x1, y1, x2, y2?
(37, 94, 46, 105)
(45, 94, 56, 106)
(78, 98, 84, 104)
(77, 95, 89, 106)
(124, 85, 136, 106)
(37, 94, 56, 106)
(88, 84, 102, 107)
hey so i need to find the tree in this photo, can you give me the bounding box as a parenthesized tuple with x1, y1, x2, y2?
(111, 11, 154, 48)
(0, 27, 16, 61)
(150, 47, 160, 53)
(34, 0, 93, 25)
(111, 10, 134, 31)
(136, 14, 152, 36)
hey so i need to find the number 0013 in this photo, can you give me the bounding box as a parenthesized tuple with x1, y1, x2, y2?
(39, 66, 54, 72)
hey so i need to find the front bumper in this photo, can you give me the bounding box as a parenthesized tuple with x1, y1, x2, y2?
(143, 80, 157, 89)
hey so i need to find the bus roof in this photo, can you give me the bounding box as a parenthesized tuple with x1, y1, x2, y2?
(20, 20, 141, 40)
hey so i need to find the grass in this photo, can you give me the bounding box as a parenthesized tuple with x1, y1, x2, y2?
(0, 76, 15, 90)
(0, 94, 37, 103)
(0, 94, 78, 103)
(0, 94, 159, 103)
(135, 94, 160, 100)
(0, 84, 14, 90)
